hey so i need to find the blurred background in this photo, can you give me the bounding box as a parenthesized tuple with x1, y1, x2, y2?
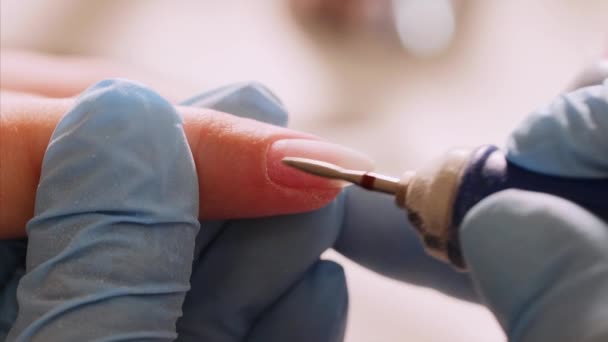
(2, 0, 606, 340)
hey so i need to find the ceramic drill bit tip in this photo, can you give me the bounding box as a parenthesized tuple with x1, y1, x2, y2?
(282, 157, 401, 195)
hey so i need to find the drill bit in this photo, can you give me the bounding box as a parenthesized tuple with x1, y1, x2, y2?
(282, 157, 401, 195)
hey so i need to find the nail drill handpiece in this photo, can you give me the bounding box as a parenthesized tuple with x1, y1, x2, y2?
(283, 145, 608, 270)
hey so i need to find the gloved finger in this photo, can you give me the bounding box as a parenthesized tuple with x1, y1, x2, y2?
(7, 80, 200, 341)
(1, 82, 372, 235)
(246, 260, 348, 342)
(506, 80, 607, 178)
(334, 186, 476, 301)
(176, 196, 346, 342)
(461, 190, 608, 342)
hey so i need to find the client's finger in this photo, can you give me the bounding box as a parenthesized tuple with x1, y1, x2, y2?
(0, 79, 373, 237)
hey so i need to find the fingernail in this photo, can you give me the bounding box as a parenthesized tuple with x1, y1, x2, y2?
(267, 139, 374, 188)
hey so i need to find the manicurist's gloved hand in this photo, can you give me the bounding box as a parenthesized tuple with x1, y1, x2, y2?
(460, 80, 608, 342)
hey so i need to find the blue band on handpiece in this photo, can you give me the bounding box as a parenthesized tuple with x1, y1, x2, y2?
(449, 145, 608, 268)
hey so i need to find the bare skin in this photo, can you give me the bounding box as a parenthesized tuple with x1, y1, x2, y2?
(0, 50, 372, 238)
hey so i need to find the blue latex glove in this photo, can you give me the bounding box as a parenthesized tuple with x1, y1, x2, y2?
(460, 81, 608, 341)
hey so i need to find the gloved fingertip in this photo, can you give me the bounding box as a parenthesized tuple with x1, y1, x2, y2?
(461, 189, 608, 339)
(66, 78, 183, 138)
(462, 190, 608, 273)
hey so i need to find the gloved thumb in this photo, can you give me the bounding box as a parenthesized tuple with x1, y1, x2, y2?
(460, 189, 608, 342)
